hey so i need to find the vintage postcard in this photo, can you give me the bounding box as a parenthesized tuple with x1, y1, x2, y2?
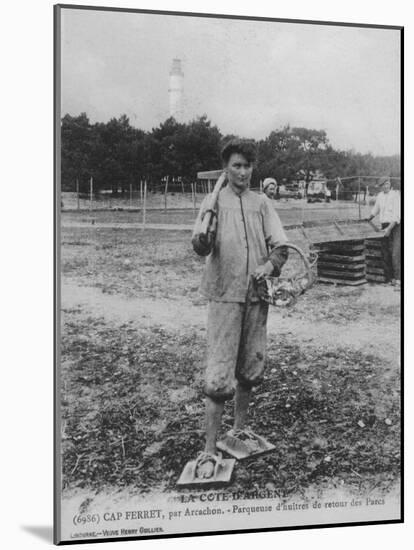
(54, 4, 402, 544)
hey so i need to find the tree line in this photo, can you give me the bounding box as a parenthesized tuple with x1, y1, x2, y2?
(61, 113, 400, 193)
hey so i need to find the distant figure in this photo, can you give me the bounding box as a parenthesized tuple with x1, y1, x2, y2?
(263, 178, 277, 200)
(334, 177, 340, 200)
(324, 182, 331, 203)
(368, 177, 401, 286)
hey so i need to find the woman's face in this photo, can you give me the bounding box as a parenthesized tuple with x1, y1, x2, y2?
(225, 153, 253, 191)
(265, 184, 276, 198)
(383, 181, 391, 193)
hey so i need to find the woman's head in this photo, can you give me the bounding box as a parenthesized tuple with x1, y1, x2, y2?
(221, 139, 256, 191)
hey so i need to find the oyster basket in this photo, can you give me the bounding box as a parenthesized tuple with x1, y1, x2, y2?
(258, 243, 318, 307)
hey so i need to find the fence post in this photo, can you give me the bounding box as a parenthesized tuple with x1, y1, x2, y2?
(358, 176, 361, 219)
(192, 182, 196, 211)
(76, 178, 80, 210)
(129, 183, 132, 208)
(164, 176, 169, 211)
(89, 177, 93, 211)
(142, 180, 147, 231)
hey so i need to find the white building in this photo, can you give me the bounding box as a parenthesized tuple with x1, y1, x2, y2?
(168, 58, 184, 121)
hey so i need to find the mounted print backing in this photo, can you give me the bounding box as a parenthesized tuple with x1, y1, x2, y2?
(54, 4, 403, 544)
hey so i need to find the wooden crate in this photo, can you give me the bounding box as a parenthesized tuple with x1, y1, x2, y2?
(365, 238, 386, 282)
(315, 240, 367, 285)
(283, 220, 385, 287)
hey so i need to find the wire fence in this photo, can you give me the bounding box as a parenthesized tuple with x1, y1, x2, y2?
(60, 175, 400, 229)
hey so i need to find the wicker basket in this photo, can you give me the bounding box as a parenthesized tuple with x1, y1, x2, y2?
(256, 243, 318, 307)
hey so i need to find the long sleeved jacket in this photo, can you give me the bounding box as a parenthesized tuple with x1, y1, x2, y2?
(192, 185, 288, 303)
(371, 189, 401, 225)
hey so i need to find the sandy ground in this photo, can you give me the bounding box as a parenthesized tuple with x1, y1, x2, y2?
(62, 282, 400, 367)
(58, 219, 401, 539)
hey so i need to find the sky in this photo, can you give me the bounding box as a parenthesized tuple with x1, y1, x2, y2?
(60, 8, 401, 156)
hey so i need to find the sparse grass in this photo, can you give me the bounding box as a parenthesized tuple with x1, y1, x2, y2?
(61, 228, 204, 300)
(61, 315, 399, 496)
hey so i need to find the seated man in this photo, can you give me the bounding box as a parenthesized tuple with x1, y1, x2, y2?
(179, 139, 288, 484)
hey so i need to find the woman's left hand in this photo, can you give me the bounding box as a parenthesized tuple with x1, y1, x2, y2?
(253, 261, 274, 281)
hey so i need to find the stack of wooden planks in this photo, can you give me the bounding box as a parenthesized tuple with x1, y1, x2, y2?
(365, 238, 387, 283)
(282, 219, 388, 286)
(315, 240, 367, 285)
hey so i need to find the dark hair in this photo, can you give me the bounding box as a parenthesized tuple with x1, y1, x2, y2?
(221, 138, 256, 165)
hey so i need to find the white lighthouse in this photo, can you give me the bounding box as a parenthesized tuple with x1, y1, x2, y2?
(169, 58, 184, 121)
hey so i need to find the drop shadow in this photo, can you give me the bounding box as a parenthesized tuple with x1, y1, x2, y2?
(21, 525, 53, 543)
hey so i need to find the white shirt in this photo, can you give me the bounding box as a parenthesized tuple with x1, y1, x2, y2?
(371, 189, 400, 224)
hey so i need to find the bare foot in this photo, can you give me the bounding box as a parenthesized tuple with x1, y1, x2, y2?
(194, 452, 220, 479)
(196, 459, 215, 479)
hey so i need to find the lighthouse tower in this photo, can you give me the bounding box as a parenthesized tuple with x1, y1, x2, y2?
(169, 58, 184, 121)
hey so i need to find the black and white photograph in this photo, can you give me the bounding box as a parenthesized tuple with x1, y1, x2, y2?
(54, 4, 402, 544)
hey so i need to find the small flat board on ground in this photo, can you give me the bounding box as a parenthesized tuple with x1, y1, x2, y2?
(177, 457, 236, 488)
(217, 431, 276, 460)
(317, 277, 367, 286)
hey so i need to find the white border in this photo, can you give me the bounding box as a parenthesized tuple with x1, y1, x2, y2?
(1, 1, 411, 549)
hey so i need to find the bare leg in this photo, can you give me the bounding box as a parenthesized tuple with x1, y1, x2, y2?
(233, 383, 252, 431)
(193, 396, 225, 479)
(204, 396, 224, 455)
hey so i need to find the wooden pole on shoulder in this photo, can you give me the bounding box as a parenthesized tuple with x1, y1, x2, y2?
(200, 175, 226, 237)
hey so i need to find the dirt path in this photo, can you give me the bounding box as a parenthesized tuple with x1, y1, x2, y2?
(62, 282, 400, 367)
